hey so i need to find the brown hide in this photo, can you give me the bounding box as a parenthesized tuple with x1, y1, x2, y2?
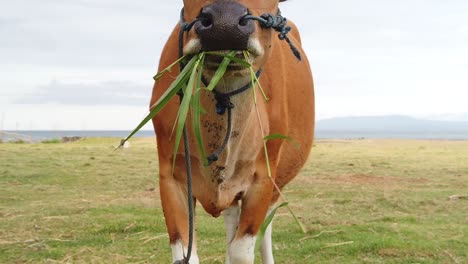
(151, 0, 314, 246)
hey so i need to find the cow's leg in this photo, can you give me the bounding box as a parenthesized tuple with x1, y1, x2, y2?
(227, 165, 274, 264)
(223, 202, 240, 264)
(159, 162, 199, 264)
(260, 206, 275, 264)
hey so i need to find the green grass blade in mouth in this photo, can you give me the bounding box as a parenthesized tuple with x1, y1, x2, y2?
(119, 55, 198, 149)
(251, 67, 269, 102)
(172, 55, 203, 170)
(204, 51, 252, 67)
(205, 50, 237, 91)
(122, 51, 245, 148)
(149, 55, 199, 111)
(243, 51, 269, 102)
(153, 55, 188, 81)
(192, 56, 208, 165)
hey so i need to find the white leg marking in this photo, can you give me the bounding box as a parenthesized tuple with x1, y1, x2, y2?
(260, 222, 274, 264)
(261, 206, 275, 264)
(224, 206, 241, 243)
(223, 206, 240, 264)
(228, 235, 256, 264)
(171, 240, 199, 264)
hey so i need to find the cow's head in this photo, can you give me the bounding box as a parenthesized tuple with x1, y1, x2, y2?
(182, 0, 286, 78)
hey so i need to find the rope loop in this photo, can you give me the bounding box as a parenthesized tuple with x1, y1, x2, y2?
(180, 8, 199, 33)
(214, 93, 234, 115)
(244, 11, 301, 61)
(257, 13, 291, 41)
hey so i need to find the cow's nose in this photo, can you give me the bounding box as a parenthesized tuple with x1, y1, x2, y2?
(195, 2, 254, 51)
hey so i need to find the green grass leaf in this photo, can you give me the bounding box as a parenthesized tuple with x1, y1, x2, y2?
(249, 66, 259, 104)
(255, 202, 289, 251)
(118, 55, 198, 149)
(153, 56, 188, 81)
(251, 68, 269, 102)
(204, 51, 252, 67)
(264, 133, 300, 149)
(172, 55, 202, 170)
(286, 204, 307, 234)
(205, 50, 237, 91)
(192, 56, 208, 166)
(243, 51, 269, 102)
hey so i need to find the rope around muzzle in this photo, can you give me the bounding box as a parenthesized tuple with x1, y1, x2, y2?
(174, 7, 301, 264)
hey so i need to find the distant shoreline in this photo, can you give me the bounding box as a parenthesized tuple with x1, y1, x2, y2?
(0, 130, 154, 142)
(1, 130, 467, 142)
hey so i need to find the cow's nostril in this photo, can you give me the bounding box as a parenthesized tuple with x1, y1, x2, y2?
(200, 17, 212, 28)
(239, 16, 249, 27)
(198, 8, 213, 28)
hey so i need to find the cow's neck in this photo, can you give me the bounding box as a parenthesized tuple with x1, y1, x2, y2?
(199, 74, 266, 174)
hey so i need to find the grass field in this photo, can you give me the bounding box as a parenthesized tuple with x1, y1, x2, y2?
(0, 138, 467, 263)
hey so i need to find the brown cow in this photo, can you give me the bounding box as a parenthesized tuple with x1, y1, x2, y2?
(151, 0, 314, 263)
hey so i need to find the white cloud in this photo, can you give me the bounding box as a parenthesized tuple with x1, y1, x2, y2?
(1, 105, 152, 131)
(16, 80, 150, 106)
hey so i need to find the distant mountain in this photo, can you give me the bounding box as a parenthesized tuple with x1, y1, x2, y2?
(419, 113, 468, 122)
(316, 115, 468, 132)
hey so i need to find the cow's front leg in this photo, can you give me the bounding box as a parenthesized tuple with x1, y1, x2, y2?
(159, 162, 199, 264)
(228, 164, 274, 264)
(260, 206, 275, 264)
(223, 203, 240, 264)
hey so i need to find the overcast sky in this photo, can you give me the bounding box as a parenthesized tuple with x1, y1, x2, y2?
(1, 0, 467, 130)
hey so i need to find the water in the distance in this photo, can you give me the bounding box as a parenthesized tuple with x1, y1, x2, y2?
(1, 129, 467, 142)
(1, 130, 154, 142)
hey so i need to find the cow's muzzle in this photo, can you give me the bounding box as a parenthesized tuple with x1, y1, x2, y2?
(195, 2, 254, 51)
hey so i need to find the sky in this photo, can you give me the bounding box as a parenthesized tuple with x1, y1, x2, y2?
(1, 0, 467, 130)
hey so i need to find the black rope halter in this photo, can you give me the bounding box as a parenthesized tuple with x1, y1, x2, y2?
(244, 11, 302, 60)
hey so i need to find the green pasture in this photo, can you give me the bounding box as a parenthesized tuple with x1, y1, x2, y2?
(0, 138, 467, 263)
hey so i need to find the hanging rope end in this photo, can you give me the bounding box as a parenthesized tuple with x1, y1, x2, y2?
(207, 154, 219, 165)
(286, 37, 302, 61)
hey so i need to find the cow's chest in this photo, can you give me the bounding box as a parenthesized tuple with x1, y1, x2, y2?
(200, 90, 266, 170)
(190, 89, 268, 216)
